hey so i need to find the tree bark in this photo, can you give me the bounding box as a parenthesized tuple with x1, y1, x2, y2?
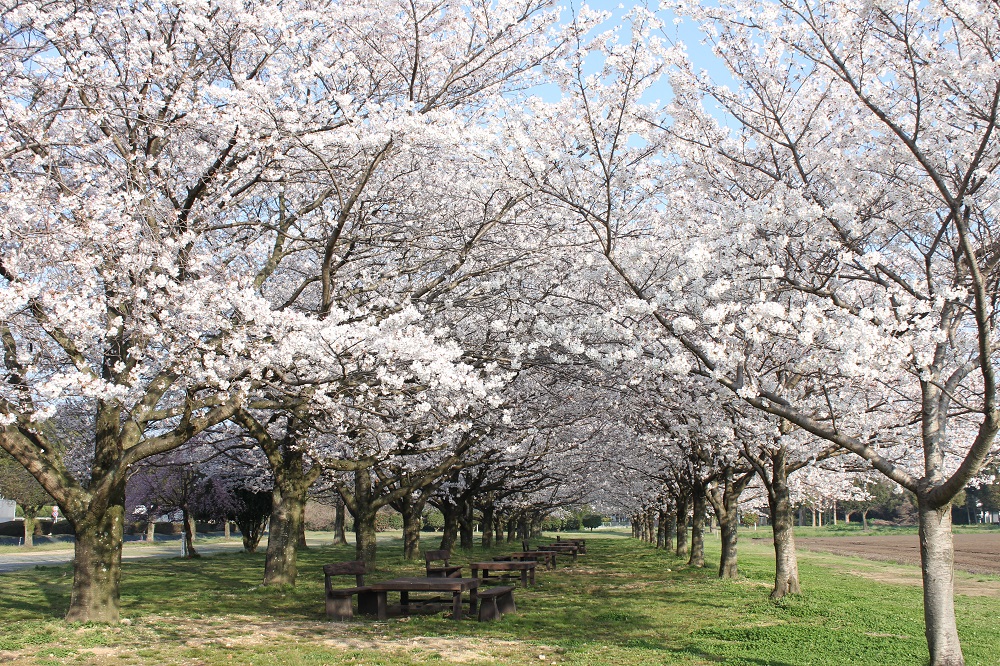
(517, 516, 529, 540)
(918, 497, 964, 666)
(675, 494, 689, 557)
(689, 483, 707, 567)
(459, 498, 474, 550)
(396, 493, 426, 560)
(145, 519, 156, 542)
(297, 520, 308, 549)
(656, 508, 667, 549)
(481, 500, 495, 549)
(333, 497, 348, 545)
(263, 478, 309, 585)
(353, 468, 378, 566)
(181, 506, 199, 558)
(22, 512, 36, 548)
(65, 502, 125, 623)
(707, 471, 753, 579)
(354, 506, 378, 567)
(440, 502, 458, 552)
(530, 513, 544, 539)
(770, 476, 801, 598)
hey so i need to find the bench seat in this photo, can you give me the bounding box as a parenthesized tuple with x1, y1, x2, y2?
(477, 585, 516, 621)
(324, 562, 377, 620)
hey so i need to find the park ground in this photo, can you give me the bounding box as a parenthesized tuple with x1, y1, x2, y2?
(1, 529, 999, 665)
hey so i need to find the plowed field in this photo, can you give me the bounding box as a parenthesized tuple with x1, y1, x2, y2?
(796, 533, 1000, 574)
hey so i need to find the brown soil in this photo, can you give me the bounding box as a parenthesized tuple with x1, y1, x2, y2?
(797, 533, 1000, 576)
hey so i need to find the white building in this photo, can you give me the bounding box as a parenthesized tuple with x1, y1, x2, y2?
(0, 498, 15, 522)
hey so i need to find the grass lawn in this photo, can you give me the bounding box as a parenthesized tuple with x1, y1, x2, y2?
(0, 529, 998, 665)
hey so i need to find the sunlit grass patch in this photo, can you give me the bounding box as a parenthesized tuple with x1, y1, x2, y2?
(0, 530, 998, 664)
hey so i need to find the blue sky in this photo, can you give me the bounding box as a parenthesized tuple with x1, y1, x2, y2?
(548, 1, 738, 121)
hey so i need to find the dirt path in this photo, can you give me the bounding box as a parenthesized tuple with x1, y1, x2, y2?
(796, 533, 1000, 575)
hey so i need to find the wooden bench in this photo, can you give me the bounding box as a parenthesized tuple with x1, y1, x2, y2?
(542, 543, 580, 562)
(425, 549, 463, 578)
(496, 551, 557, 569)
(324, 561, 377, 620)
(477, 585, 516, 621)
(556, 536, 587, 553)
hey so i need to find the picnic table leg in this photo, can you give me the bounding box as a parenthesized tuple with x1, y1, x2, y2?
(470, 587, 478, 618)
(520, 569, 528, 588)
(376, 591, 388, 620)
(530, 566, 536, 586)
(400, 590, 409, 616)
(452, 590, 463, 621)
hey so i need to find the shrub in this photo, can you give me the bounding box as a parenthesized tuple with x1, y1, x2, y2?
(422, 509, 444, 532)
(542, 516, 564, 532)
(374, 509, 403, 531)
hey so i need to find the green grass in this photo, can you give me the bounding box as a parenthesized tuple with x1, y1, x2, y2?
(0, 530, 998, 665)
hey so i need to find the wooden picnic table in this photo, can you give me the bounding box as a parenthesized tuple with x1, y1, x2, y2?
(368, 577, 479, 620)
(541, 543, 579, 562)
(555, 537, 587, 553)
(495, 551, 557, 569)
(471, 560, 538, 587)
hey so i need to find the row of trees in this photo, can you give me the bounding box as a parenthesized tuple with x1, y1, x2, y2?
(2, 1, 998, 664)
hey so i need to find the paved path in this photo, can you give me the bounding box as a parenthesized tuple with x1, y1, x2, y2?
(0, 539, 250, 573)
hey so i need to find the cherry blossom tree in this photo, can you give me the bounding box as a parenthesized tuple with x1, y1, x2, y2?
(0, 0, 320, 621)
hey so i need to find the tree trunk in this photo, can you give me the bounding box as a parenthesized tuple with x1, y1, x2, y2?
(459, 499, 474, 550)
(862, 508, 870, 531)
(65, 502, 125, 623)
(402, 507, 422, 560)
(530, 514, 544, 539)
(353, 468, 378, 566)
(181, 507, 199, 559)
(482, 501, 495, 549)
(918, 497, 964, 666)
(506, 515, 516, 543)
(22, 513, 36, 548)
(146, 519, 156, 542)
(517, 516, 529, 540)
(297, 520, 308, 549)
(689, 484, 707, 567)
(263, 479, 308, 585)
(675, 494, 689, 557)
(656, 508, 666, 549)
(354, 506, 378, 566)
(440, 502, 458, 552)
(770, 473, 800, 599)
(333, 498, 348, 545)
(708, 471, 754, 579)
(397, 494, 425, 560)
(223, 520, 230, 539)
